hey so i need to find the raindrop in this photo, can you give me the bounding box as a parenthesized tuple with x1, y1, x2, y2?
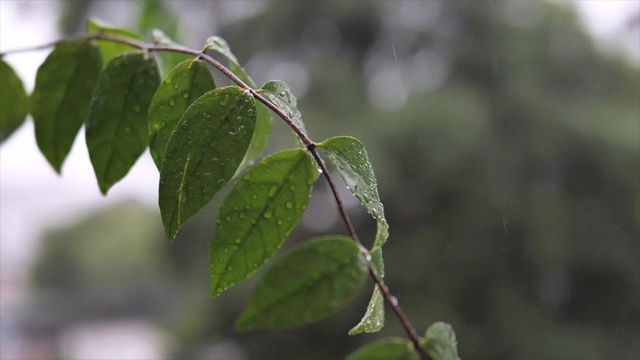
(263, 210, 272, 219)
(276, 219, 283, 225)
(165, 77, 172, 84)
(216, 286, 223, 294)
(235, 237, 241, 244)
(285, 201, 293, 209)
(182, 92, 189, 99)
(268, 185, 278, 197)
(225, 216, 231, 222)
(169, 98, 176, 106)
(389, 296, 399, 307)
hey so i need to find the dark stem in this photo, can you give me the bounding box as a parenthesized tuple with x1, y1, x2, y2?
(0, 33, 430, 360)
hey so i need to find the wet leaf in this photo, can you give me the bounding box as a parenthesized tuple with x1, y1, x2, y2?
(318, 136, 389, 247)
(0, 60, 29, 143)
(86, 52, 160, 194)
(349, 246, 385, 335)
(159, 86, 256, 239)
(347, 338, 419, 360)
(87, 18, 143, 66)
(210, 149, 319, 297)
(204, 35, 272, 172)
(234, 236, 368, 331)
(258, 80, 307, 145)
(30, 41, 101, 172)
(148, 59, 215, 170)
(422, 322, 460, 360)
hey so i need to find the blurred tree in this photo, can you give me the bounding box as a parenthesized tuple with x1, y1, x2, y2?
(25, 1, 638, 359)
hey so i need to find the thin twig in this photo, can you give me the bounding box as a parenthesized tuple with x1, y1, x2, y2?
(1, 33, 430, 360)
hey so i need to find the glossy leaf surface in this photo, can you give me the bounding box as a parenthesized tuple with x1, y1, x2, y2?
(210, 149, 319, 296)
(235, 236, 368, 331)
(258, 80, 307, 145)
(87, 19, 142, 66)
(159, 86, 256, 239)
(31, 41, 102, 172)
(86, 52, 160, 194)
(347, 338, 419, 360)
(349, 246, 385, 335)
(148, 59, 216, 169)
(0, 60, 29, 143)
(318, 136, 389, 247)
(422, 322, 460, 360)
(204, 36, 272, 172)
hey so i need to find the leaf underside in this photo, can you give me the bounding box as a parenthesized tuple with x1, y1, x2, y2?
(258, 80, 308, 146)
(349, 246, 385, 335)
(159, 86, 257, 239)
(31, 40, 102, 173)
(234, 236, 368, 331)
(422, 322, 460, 360)
(86, 51, 160, 194)
(0, 60, 30, 143)
(210, 148, 319, 297)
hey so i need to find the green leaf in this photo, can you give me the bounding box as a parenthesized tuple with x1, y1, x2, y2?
(258, 80, 307, 146)
(148, 59, 216, 170)
(347, 338, 419, 360)
(210, 149, 319, 297)
(349, 246, 385, 335)
(87, 18, 143, 66)
(30, 41, 102, 172)
(149, 29, 192, 76)
(204, 36, 272, 170)
(318, 136, 389, 247)
(86, 52, 160, 194)
(234, 236, 368, 331)
(159, 86, 256, 239)
(421, 322, 460, 360)
(0, 60, 29, 143)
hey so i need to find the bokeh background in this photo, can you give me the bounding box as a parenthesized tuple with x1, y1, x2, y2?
(1, 1, 638, 359)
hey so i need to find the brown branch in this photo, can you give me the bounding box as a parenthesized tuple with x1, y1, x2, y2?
(1, 32, 430, 360)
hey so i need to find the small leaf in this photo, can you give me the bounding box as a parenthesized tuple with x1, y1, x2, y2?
(87, 18, 143, 66)
(0, 60, 29, 143)
(234, 236, 368, 331)
(31, 41, 102, 172)
(349, 246, 385, 335)
(347, 338, 419, 360)
(159, 86, 256, 239)
(258, 80, 308, 146)
(204, 36, 272, 169)
(149, 29, 193, 76)
(210, 149, 319, 296)
(86, 52, 160, 194)
(421, 322, 460, 360)
(318, 136, 389, 247)
(148, 59, 215, 170)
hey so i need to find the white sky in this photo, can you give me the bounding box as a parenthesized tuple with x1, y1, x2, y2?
(0, 1, 638, 272)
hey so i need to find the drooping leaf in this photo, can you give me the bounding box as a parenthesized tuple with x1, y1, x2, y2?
(30, 41, 102, 172)
(258, 80, 307, 146)
(159, 86, 256, 239)
(149, 28, 192, 76)
(0, 59, 29, 143)
(349, 246, 385, 335)
(318, 136, 389, 247)
(204, 36, 272, 171)
(86, 52, 160, 194)
(347, 338, 419, 360)
(210, 149, 319, 297)
(87, 18, 143, 66)
(234, 236, 368, 331)
(421, 322, 460, 360)
(148, 59, 215, 170)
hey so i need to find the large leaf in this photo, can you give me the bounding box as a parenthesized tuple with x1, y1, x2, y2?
(258, 80, 307, 146)
(349, 246, 385, 335)
(347, 338, 419, 360)
(204, 36, 272, 172)
(31, 41, 102, 172)
(318, 136, 389, 247)
(210, 149, 319, 296)
(234, 236, 368, 331)
(0, 60, 29, 143)
(87, 18, 142, 66)
(86, 52, 160, 194)
(159, 86, 256, 239)
(148, 59, 215, 170)
(421, 322, 460, 360)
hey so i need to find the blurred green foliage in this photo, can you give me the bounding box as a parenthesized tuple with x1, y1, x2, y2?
(28, 1, 638, 359)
